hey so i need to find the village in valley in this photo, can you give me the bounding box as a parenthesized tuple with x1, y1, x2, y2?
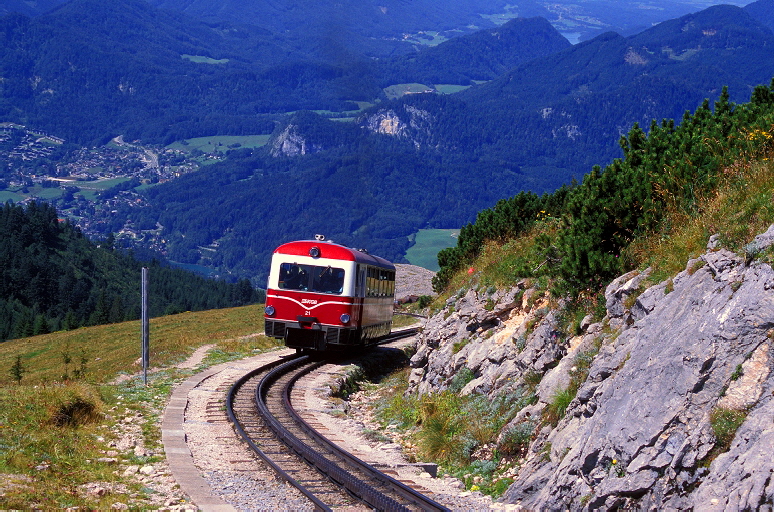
(0, 122, 221, 254)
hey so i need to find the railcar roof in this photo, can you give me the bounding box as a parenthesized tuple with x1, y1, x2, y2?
(273, 240, 395, 269)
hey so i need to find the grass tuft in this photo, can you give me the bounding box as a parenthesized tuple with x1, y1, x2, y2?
(709, 407, 747, 451)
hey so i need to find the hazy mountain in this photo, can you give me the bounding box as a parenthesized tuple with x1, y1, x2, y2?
(6, 0, 755, 53)
(745, 0, 774, 32)
(379, 3, 774, 171)
(0, 0, 378, 144)
(378, 16, 572, 85)
(0, 0, 572, 144)
(146, 0, 543, 58)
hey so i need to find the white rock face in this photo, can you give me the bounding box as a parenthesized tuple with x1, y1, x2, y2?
(410, 225, 774, 510)
(269, 124, 321, 157)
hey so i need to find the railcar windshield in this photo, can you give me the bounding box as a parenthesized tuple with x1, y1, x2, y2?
(278, 262, 345, 294)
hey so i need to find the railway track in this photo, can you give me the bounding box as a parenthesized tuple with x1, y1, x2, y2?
(226, 329, 449, 511)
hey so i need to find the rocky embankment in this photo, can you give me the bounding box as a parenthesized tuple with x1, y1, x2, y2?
(395, 263, 436, 300)
(409, 227, 774, 510)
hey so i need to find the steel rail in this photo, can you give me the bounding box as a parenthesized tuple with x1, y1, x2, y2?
(256, 357, 413, 511)
(393, 312, 429, 319)
(284, 360, 450, 512)
(225, 354, 333, 511)
(373, 327, 419, 346)
(227, 328, 443, 511)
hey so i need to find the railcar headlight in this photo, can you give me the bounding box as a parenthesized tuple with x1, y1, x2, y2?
(340, 314, 351, 324)
(309, 246, 320, 257)
(265, 306, 275, 316)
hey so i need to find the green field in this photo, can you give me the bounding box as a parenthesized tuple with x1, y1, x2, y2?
(33, 187, 65, 200)
(0, 190, 24, 202)
(167, 135, 271, 154)
(0, 187, 64, 203)
(383, 83, 435, 100)
(405, 228, 460, 271)
(71, 177, 130, 201)
(181, 54, 229, 64)
(434, 84, 473, 94)
(77, 177, 130, 190)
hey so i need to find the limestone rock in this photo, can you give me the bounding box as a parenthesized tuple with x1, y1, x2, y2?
(409, 226, 774, 510)
(500, 229, 774, 510)
(269, 124, 322, 157)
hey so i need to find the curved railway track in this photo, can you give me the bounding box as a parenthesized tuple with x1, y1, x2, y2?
(226, 329, 448, 511)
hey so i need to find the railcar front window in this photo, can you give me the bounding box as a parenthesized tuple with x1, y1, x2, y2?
(278, 263, 344, 294)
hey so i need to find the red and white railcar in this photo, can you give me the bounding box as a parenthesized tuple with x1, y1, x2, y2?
(264, 237, 395, 351)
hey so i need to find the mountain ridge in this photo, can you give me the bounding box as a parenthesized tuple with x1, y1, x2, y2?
(5, 0, 774, 286)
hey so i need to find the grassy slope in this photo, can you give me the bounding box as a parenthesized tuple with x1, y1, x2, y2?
(0, 304, 267, 385)
(0, 304, 276, 507)
(166, 135, 271, 154)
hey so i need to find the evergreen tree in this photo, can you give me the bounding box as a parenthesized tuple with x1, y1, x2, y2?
(10, 355, 25, 384)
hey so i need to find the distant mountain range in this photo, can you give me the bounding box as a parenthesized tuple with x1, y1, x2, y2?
(4, 0, 752, 49)
(3, 0, 774, 283)
(430, 1, 774, 169)
(0, 0, 570, 144)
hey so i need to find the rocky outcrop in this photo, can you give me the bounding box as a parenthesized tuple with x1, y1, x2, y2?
(359, 105, 435, 149)
(408, 283, 569, 398)
(269, 124, 322, 157)
(394, 264, 436, 301)
(409, 227, 774, 510)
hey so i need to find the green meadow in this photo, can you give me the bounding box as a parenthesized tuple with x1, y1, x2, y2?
(405, 228, 460, 271)
(167, 135, 271, 154)
(181, 54, 229, 64)
(434, 84, 472, 94)
(383, 83, 435, 100)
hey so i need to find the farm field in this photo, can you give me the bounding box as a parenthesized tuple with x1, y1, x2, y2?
(0, 191, 24, 202)
(405, 228, 460, 271)
(435, 84, 472, 94)
(181, 54, 229, 64)
(383, 83, 435, 100)
(77, 177, 131, 190)
(167, 135, 271, 154)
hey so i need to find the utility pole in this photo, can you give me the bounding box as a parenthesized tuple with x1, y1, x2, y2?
(141, 267, 149, 385)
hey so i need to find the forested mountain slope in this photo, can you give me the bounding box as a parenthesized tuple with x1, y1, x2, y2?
(0, 0, 570, 145)
(384, 3, 774, 171)
(0, 0, 62, 17)
(377, 16, 571, 86)
(0, 0, 379, 144)
(745, 0, 774, 32)
(0, 202, 260, 341)
(256, 3, 774, 172)
(125, 126, 558, 282)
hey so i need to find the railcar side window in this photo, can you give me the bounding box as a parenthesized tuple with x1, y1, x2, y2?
(367, 267, 375, 297)
(380, 270, 387, 296)
(278, 263, 344, 294)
